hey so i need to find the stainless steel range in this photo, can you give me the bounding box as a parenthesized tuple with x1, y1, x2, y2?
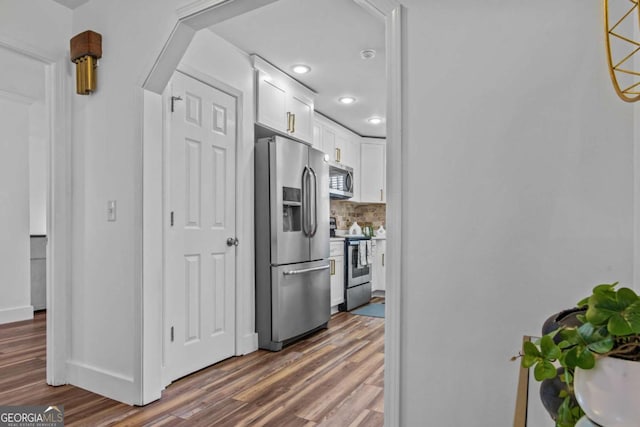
(339, 236, 372, 311)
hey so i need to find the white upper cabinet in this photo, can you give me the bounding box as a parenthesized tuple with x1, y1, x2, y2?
(253, 55, 315, 144)
(312, 122, 323, 150)
(360, 138, 386, 203)
(314, 114, 363, 201)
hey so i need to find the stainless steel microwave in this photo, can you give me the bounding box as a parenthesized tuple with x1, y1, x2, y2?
(329, 163, 354, 199)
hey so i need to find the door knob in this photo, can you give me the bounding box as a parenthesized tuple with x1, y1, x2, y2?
(226, 237, 239, 247)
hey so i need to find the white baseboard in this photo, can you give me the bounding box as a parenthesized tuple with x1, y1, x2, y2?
(0, 305, 33, 325)
(67, 360, 138, 405)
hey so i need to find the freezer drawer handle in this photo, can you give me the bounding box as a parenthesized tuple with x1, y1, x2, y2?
(283, 265, 330, 276)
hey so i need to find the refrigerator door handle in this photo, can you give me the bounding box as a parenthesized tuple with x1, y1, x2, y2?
(282, 265, 330, 275)
(301, 165, 310, 236)
(309, 166, 318, 237)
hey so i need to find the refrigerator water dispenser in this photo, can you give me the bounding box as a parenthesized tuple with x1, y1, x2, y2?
(282, 186, 301, 232)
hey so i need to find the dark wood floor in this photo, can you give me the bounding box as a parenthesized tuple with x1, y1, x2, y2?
(0, 302, 384, 426)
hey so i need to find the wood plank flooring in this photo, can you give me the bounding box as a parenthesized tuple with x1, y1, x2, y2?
(0, 302, 384, 426)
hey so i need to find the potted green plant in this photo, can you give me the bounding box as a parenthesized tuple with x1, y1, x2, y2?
(515, 282, 640, 427)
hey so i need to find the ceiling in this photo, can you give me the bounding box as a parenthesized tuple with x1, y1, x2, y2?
(51, 0, 89, 9)
(210, 0, 386, 138)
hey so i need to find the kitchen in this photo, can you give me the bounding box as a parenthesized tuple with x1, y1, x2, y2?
(209, 0, 389, 347)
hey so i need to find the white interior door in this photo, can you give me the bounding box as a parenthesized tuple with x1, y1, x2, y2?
(165, 71, 237, 382)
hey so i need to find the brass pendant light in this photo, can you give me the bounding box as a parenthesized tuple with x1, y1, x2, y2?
(604, 0, 640, 102)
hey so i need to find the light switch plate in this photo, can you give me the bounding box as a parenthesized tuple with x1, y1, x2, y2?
(107, 200, 116, 221)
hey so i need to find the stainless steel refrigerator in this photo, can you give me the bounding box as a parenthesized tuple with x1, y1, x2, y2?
(255, 135, 330, 351)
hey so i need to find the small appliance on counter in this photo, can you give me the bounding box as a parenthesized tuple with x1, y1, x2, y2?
(329, 217, 337, 237)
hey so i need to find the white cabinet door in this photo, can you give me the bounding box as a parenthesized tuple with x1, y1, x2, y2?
(371, 239, 386, 292)
(312, 122, 322, 150)
(329, 241, 344, 307)
(330, 255, 345, 307)
(256, 72, 287, 134)
(348, 135, 361, 202)
(253, 55, 315, 144)
(323, 126, 337, 162)
(360, 140, 386, 203)
(287, 91, 313, 143)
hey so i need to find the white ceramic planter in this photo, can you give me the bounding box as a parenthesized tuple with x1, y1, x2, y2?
(574, 356, 640, 427)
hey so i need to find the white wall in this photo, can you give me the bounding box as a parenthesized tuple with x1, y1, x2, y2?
(400, 1, 633, 425)
(0, 0, 71, 59)
(0, 98, 32, 323)
(67, 0, 179, 404)
(29, 101, 48, 235)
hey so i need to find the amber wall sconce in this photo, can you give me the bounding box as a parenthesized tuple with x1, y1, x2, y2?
(70, 30, 102, 95)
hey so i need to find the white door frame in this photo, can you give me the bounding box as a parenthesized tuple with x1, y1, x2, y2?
(0, 36, 72, 386)
(142, 2, 404, 425)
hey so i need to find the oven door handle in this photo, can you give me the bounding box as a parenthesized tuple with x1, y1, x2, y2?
(283, 265, 330, 276)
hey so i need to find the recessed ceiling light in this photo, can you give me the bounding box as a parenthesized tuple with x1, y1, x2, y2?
(292, 64, 311, 74)
(339, 96, 357, 105)
(367, 116, 383, 125)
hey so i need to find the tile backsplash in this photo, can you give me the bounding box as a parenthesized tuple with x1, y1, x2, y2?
(330, 200, 386, 230)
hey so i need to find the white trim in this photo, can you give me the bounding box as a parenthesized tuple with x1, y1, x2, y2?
(0, 34, 57, 64)
(371, 1, 404, 426)
(46, 58, 72, 386)
(66, 361, 138, 405)
(0, 306, 33, 324)
(176, 0, 229, 20)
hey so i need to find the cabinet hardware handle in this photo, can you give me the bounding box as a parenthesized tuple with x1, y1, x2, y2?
(382, 253, 385, 267)
(286, 112, 292, 132)
(330, 259, 335, 275)
(336, 147, 341, 162)
(380, 189, 383, 201)
(291, 113, 295, 133)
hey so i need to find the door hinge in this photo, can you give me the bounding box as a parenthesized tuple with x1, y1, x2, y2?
(170, 211, 174, 227)
(170, 326, 174, 342)
(170, 96, 183, 113)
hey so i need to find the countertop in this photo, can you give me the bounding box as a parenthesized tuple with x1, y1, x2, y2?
(330, 235, 386, 241)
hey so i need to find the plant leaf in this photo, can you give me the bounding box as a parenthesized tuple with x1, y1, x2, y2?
(587, 335, 614, 354)
(617, 287, 639, 307)
(563, 347, 580, 368)
(521, 353, 538, 368)
(523, 341, 541, 357)
(534, 360, 557, 381)
(540, 335, 561, 360)
(577, 322, 595, 341)
(609, 300, 640, 335)
(576, 348, 595, 369)
(608, 313, 631, 335)
(586, 290, 624, 326)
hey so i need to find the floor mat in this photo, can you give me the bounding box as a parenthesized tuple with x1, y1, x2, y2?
(350, 303, 385, 318)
